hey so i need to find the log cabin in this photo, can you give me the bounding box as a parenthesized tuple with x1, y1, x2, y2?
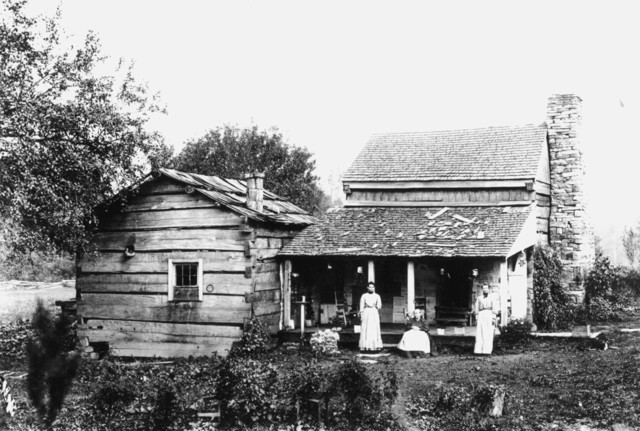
(278, 94, 595, 329)
(76, 168, 315, 357)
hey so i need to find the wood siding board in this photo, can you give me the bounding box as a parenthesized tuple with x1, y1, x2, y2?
(78, 293, 250, 324)
(122, 193, 217, 212)
(78, 251, 247, 273)
(92, 229, 245, 252)
(78, 273, 252, 295)
(253, 270, 279, 291)
(80, 319, 243, 337)
(253, 302, 280, 316)
(99, 208, 241, 230)
(108, 340, 235, 358)
(346, 180, 529, 189)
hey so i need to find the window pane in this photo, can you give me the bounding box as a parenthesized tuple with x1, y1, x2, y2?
(175, 263, 198, 288)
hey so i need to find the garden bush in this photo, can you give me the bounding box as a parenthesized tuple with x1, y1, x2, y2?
(228, 316, 272, 359)
(533, 246, 575, 330)
(406, 383, 508, 431)
(330, 358, 399, 430)
(309, 329, 339, 356)
(498, 319, 533, 348)
(580, 256, 631, 322)
(216, 358, 280, 428)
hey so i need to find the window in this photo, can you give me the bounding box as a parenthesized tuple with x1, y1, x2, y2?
(168, 259, 203, 301)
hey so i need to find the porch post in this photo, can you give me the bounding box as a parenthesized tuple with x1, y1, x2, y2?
(282, 259, 292, 328)
(407, 260, 415, 313)
(499, 258, 508, 327)
(367, 260, 375, 283)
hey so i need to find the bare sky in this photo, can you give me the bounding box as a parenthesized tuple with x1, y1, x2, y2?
(25, 0, 640, 240)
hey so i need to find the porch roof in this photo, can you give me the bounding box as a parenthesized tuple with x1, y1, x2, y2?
(278, 205, 535, 258)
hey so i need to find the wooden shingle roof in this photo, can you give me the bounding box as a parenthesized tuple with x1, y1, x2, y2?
(279, 205, 534, 258)
(343, 124, 547, 182)
(157, 168, 316, 226)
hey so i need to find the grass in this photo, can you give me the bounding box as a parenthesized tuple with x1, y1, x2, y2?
(0, 282, 75, 323)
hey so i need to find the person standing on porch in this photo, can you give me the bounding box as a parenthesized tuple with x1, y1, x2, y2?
(474, 284, 497, 355)
(359, 281, 383, 351)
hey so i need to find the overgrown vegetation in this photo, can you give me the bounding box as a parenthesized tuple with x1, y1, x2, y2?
(498, 319, 533, 348)
(532, 246, 575, 330)
(577, 256, 640, 323)
(406, 383, 507, 431)
(0, 249, 75, 282)
(26, 301, 80, 428)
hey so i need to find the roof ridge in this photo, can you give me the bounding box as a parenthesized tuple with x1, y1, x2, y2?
(368, 123, 546, 138)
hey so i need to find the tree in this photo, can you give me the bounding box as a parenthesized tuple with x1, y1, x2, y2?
(622, 225, 639, 266)
(0, 0, 170, 256)
(173, 125, 328, 213)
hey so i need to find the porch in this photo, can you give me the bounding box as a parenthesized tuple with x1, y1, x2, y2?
(279, 255, 527, 331)
(278, 323, 485, 349)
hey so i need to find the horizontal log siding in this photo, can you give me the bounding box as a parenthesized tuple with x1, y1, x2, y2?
(78, 293, 250, 323)
(78, 319, 242, 356)
(348, 188, 532, 203)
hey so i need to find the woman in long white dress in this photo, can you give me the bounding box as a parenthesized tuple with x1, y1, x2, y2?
(474, 284, 497, 355)
(359, 282, 383, 351)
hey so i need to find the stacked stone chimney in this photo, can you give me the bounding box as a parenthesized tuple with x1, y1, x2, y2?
(546, 94, 595, 291)
(245, 171, 265, 213)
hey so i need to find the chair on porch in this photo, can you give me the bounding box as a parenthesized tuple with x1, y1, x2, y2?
(334, 291, 347, 326)
(414, 297, 427, 314)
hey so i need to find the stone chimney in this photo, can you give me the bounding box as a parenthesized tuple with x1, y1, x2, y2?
(245, 171, 265, 212)
(546, 94, 595, 291)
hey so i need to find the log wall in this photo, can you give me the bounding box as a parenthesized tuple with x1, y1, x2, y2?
(347, 188, 532, 203)
(77, 177, 300, 357)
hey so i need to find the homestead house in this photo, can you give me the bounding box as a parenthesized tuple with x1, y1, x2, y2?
(76, 168, 315, 357)
(278, 94, 595, 328)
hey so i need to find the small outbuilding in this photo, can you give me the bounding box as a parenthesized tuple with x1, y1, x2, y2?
(76, 168, 315, 357)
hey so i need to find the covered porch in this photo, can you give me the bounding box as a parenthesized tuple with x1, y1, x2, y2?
(277, 205, 538, 333)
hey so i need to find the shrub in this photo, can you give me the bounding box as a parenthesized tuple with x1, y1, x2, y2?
(584, 256, 617, 305)
(331, 358, 399, 429)
(533, 246, 575, 330)
(228, 316, 272, 359)
(499, 319, 533, 347)
(91, 378, 137, 428)
(582, 297, 621, 322)
(216, 357, 280, 428)
(26, 301, 80, 427)
(406, 383, 507, 431)
(616, 266, 640, 304)
(581, 256, 629, 322)
(309, 329, 340, 356)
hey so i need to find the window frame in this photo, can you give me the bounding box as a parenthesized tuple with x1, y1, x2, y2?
(168, 258, 204, 302)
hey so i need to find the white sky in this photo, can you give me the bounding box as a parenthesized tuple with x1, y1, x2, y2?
(24, 0, 640, 243)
